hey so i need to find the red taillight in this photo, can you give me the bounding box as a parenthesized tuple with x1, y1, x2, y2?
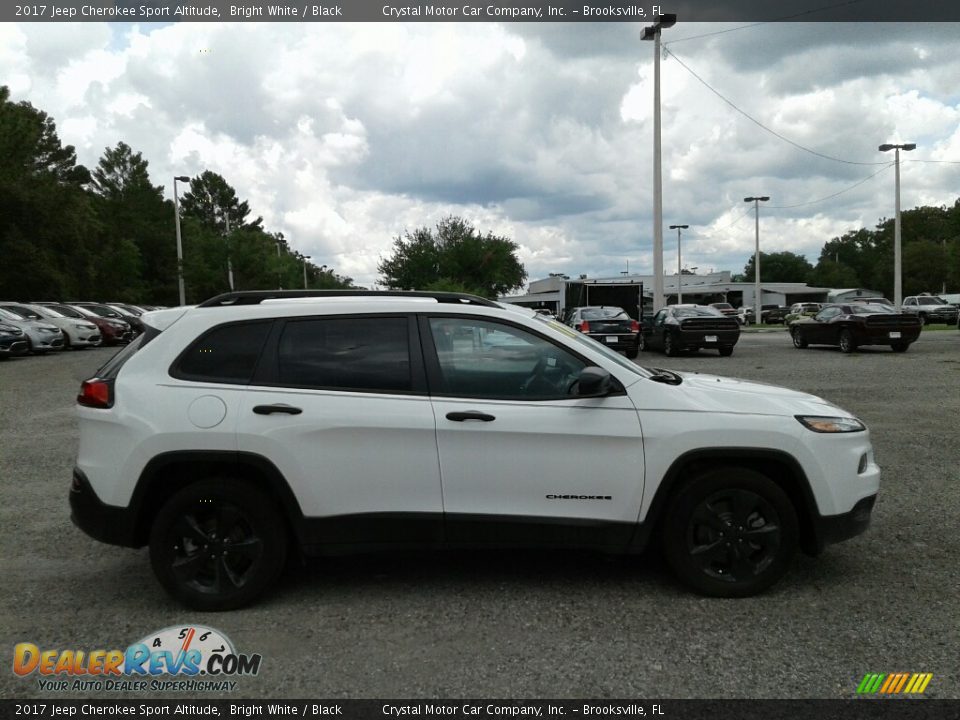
(77, 379, 113, 408)
(630, 320, 640, 332)
(578, 321, 590, 332)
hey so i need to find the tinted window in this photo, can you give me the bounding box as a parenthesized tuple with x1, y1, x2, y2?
(581, 307, 628, 320)
(429, 317, 586, 400)
(277, 317, 411, 393)
(174, 321, 272, 383)
(673, 306, 723, 318)
(816, 307, 842, 321)
(850, 304, 894, 314)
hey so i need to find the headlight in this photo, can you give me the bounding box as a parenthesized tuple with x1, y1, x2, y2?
(796, 415, 865, 433)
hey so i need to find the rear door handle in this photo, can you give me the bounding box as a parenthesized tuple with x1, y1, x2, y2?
(446, 411, 496, 422)
(253, 404, 303, 415)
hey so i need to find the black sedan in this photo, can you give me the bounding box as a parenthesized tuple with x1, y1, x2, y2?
(788, 303, 921, 353)
(639, 305, 741, 357)
(565, 306, 640, 358)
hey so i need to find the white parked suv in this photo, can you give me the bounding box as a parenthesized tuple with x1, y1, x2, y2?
(71, 291, 880, 609)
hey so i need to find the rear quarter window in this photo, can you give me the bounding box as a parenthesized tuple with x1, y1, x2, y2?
(171, 320, 272, 384)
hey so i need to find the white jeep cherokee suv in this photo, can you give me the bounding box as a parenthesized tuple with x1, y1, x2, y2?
(71, 291, 879, 610)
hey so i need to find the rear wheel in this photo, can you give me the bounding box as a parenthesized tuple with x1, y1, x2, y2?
(149, 478, 288, 611)
(625, 343, 639, 359)
(839, 329, 856, 353)
(664, 331, 678, 357)
(719, 346, 734, 357)
(637, 333, 647, 352)
(891, 342, 909, 353)
(791, 327, 808, 349)
(663, 468, 798, 597)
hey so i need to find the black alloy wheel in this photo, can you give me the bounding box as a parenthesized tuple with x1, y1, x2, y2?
(663, 468, 798, 597)
(637, 332, 647, 352)
(839, 329, 856, 354)
(791, 327, 808, 349)
(149, 478, 287, 610)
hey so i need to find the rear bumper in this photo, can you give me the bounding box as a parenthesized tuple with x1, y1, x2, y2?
(677, 330, 740, 347)
(69, 467, 140, 547)
(586, 332, 637, 350)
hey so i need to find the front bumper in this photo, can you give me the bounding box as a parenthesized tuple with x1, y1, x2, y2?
(811, 494, 876, 553)
(69, 467, 140, 547)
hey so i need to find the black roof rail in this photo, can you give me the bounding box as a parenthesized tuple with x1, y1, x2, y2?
(196, 290, 500, 308)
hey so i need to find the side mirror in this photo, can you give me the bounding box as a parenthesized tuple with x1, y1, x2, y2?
(575, 366, 612, 397)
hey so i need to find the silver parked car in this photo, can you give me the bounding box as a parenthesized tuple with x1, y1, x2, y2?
(0, 303, 101, 349)
(0, 306, 65, 354)
(901, 295, 959, 325)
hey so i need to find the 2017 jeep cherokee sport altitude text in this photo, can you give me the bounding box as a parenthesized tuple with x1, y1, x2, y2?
(71, 291, 879, 610)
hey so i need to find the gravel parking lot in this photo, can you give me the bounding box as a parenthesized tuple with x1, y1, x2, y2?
(2, 330, 959, 700)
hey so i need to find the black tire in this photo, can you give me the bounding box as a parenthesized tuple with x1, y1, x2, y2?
(662, 468, 799, 598)
(718, 346, 734, 357)
(839, 329, 856, 354)
(625, 343, 639, 360)
(891, 342, 909, 353)
(637, 333, 647, 352)
(791, 327, 808, 349)
(664, 331, 678, 357)
(149, 478, 288, 611)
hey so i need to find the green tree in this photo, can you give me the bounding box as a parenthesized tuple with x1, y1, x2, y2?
(740, 251, 813, 283)
(809, 259, 860, 289)
(179, 171, 263, 232)
(378, 216, 527, 298)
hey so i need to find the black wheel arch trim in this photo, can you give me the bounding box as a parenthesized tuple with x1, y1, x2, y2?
(126, 450, 307, 548)
(628, 447, 824, 556)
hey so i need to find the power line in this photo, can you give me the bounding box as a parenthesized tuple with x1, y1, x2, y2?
(767, 163, 894, 208)
(663, 48, 888, 167)
(664, 0, 868, 46)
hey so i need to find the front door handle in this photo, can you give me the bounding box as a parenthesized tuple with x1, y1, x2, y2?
(446, 411, 496, 422)
(253, 404, 303, 415)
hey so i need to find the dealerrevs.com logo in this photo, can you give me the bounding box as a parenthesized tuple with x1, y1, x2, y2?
(13, 625, 261, 692)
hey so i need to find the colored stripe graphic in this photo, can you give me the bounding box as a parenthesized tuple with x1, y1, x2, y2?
(857, 673, 932, 694)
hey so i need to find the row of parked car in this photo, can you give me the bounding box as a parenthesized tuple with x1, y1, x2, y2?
(560, 294, 954, 359)
(0, 301, 160, 359)
(711, 295, 960, 328)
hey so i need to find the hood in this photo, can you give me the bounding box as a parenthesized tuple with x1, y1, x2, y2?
(666, 371, 851, 419)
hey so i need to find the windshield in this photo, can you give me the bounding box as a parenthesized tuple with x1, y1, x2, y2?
(581, 307, 628, 320)
(674, 306, 723, 318)
(48, 304, 85, 319)
(0, 308, 21, 321)
(31, 305, 64, 318)
(0, 306, 37, 320)
(81, 304, 123, 318)
(850, 304, 895, 314)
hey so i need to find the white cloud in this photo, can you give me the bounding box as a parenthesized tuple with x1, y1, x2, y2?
(5, 20, 960, 288)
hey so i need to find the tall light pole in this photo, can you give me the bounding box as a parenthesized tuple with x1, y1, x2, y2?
(669, 224, 688, 303)
(224, 211, 235, 291)
(642, 13, 677, 313)
(303, 255, 311, 289)
(173, 175, 190, 306)
(744, 196, 769, 325)
(276, 237, 284, 290)
(879, 142, 916, 307)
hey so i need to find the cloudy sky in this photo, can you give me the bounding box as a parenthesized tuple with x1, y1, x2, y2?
(3, 19, 959, 288)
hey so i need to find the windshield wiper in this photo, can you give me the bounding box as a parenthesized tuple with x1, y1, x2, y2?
(646, 367, 683, 385)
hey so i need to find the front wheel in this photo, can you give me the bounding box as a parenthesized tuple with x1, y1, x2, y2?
(791, 328, 808, 349)
(149, 478, 288, 611)
(663, 468, 799, 597)
(839, 329, 857, 353)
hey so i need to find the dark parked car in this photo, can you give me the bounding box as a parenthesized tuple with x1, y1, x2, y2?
(564, 306, 640, 358)
(639, 304, 740, 357)
(788, 303, 921, 353)
(0, 322, 29, 359)
(72, 302, 145, 336)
